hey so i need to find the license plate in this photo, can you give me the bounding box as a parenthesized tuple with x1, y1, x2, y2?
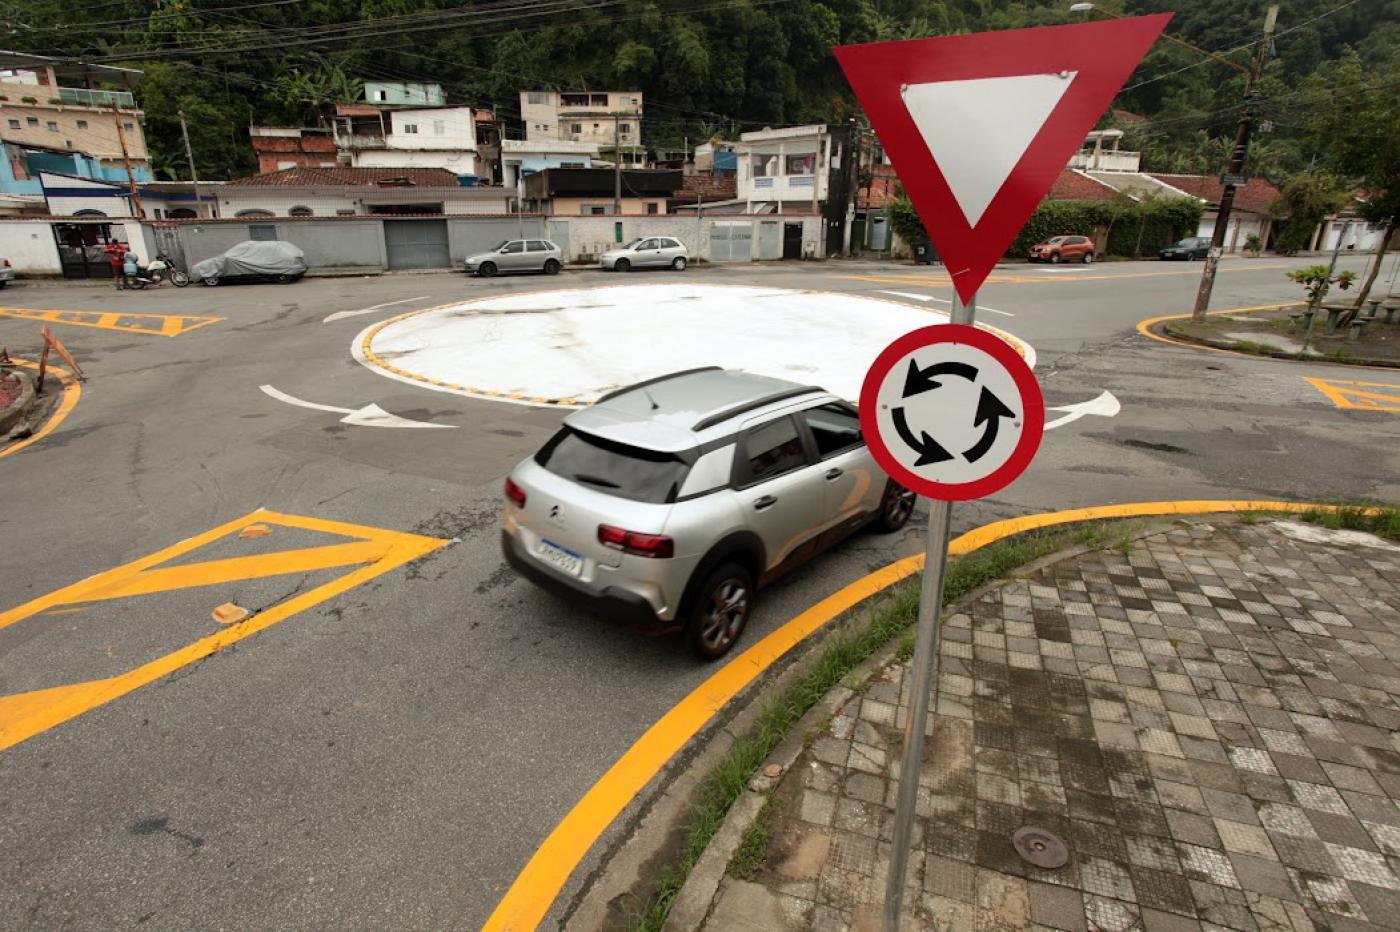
(536, 539, 583, 577)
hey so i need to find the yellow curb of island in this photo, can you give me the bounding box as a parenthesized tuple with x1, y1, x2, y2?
(483, 498, 1333, 931)
(0, 359, 81, 459)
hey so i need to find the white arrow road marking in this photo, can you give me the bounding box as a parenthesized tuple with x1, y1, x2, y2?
(877, 291, 1014, 317)
(323, 295, 429, 324)
(259, 384, 455, 429)
(1043, 390, 1120, 431)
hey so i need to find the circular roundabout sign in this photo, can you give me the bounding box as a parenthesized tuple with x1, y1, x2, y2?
(859, 323, 1044, 501)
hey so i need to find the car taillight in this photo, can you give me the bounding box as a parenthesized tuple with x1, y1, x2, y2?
(504, 477, 527, 507)
(598, 524, 674, 559)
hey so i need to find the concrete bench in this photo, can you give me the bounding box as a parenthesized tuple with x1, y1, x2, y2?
(1320, 302, 1349, 333)
(1348, 316, 1373, 341)
(1288, 309, 1315, 331)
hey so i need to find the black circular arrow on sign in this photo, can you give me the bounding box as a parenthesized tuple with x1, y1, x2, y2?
(891, 359, 1016, 466)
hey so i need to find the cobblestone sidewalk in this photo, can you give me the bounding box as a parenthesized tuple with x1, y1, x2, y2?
(697, 519, 1400, 932)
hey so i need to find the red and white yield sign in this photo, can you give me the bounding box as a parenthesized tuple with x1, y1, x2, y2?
(835, 15, 1170, 303)
(860, 325, 1044, 501)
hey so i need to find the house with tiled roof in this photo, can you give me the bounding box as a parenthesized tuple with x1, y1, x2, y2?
(218, 166, 511, 218)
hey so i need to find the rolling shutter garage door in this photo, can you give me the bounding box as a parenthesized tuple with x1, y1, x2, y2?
(384, 219, 451, 270)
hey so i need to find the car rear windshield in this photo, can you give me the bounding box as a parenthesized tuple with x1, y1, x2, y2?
(535, 428, 691, 504)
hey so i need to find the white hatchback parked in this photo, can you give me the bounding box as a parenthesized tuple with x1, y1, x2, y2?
(600, 237, 689, 272)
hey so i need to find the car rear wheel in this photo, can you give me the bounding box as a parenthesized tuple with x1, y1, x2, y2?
(1082, 252, 1094, 265)
(201, 276, 219, 287)
(544, 258, 561, 275)
(276, 273, 294, 284)
(686, 562, 753, 661)
(1050, 252, 1062, 264)
(875, 482, 916, 533)
(615, 258, 631, 273)
(671, 256, 687, 271)
(478, 261, 497, 277)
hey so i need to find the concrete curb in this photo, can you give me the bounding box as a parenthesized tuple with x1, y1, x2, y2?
(0, 367, 37, 437)
(1158, 315, 1400, 370)
(653, 515, 1194, 932)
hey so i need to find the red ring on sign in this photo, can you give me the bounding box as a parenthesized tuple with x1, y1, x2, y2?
(859, 323, 1044, 502)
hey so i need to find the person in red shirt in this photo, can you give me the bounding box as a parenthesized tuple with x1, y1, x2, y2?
(103, 242, 129, 289)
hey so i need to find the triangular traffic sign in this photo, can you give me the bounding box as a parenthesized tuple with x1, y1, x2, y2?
(835, 15, 1170, 303)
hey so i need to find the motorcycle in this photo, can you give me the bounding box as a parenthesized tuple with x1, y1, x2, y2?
(141, 253, 190, 288)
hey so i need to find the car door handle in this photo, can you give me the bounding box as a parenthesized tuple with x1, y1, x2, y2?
(753, 495, 777, 511)
(825, 467, 843, 481)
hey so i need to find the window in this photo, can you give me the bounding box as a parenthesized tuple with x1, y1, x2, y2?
(646, 203, 658, 215)
(590, 93, 608, 106)
(235, 209, 274, 218)
(785, 154, 814, 175)
(619, 123, 632, 137)
(801, 403, 862, 459)
(402, 123, 418, 134)
(26, 117, 38, 127)
(582, 205, 610, 215)
(636, 239, 657, 251)
(46, 121, 58, 132)
(169, 208, 196, 219)
(433, 120, 444, 135)
(738, 417, 807, 486)
(124, 122, 134, 132)
(65, 140, 73, 149)
(751, 154, 777, 177)
(527, 240, 550, 252)
(375, 90, 387, 101)
(289, 206, 313, 217)
(76, 119, 87, 129)
(6, 119, 18, 130)
(527, 91, 549, 105)
(561, 93, 589, 107)
(248, 224, 278, 240)
(535, 427, 690, 504)
(560, 161, 585, 169)
(336, 208, 356, 216)
(153, 209, 163, 219)
(502, 241, 525, 254)
(570, 123, 582, 134)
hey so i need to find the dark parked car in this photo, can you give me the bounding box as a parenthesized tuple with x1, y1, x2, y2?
(1028, 235, 1094, 264)
(192, 240, 307, 286)
(1160, 236, 1212, 261)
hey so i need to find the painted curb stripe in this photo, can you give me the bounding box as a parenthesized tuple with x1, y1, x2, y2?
(0, 359, 81, 459)
(1136, 305, 1400, 371)
(482, 498, 1323, 930)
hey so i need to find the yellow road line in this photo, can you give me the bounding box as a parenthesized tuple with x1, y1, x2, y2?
(0, 510, 447, 751)
(0, 306, 222, 337)
(483, 498, 1323, 931)
(838, 263, 1293, 289)
(1303, 376, 1400, 412)
(0, 358, 82, 459)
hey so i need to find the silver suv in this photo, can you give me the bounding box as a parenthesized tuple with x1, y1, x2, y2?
(501, 368, 915, 660)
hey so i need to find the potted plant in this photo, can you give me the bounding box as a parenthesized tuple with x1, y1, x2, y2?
(1243, 233, 1263, 257)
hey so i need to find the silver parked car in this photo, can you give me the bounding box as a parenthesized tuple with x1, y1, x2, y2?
(465, 239, 563, 277)
(600, 236, 689, 272)
(501, 368, 915, 660)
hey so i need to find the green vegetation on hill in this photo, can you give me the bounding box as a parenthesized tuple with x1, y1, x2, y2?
(4, 0, 1396, 205)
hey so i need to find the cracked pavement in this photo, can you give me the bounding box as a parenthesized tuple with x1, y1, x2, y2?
(0, 256, 1396, 930)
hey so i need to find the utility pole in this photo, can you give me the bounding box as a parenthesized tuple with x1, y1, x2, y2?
(178, 109, 204, 218)
(112, 100, 143, 218)
(613, 113, 622, 216)
(1193, 4, 1278, 318)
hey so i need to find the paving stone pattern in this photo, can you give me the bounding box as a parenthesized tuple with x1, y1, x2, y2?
(708, 522, 1400, 931)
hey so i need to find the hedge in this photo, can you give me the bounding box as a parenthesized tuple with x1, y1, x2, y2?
(888, 194, 1204, 259)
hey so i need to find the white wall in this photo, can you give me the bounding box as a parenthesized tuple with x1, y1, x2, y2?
(557, 215, 822, 263)
(0, 221, 62, 274)
(219, 187, 511, 217)
(386, 108, 478, 152)
(1319, 220, 1387, 253)
(353, 149, 485, 176)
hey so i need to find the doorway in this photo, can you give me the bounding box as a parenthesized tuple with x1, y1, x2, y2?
(783, 222, 803, 259)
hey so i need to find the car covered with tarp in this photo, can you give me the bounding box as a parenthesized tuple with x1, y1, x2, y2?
(192, 241, 307, 286)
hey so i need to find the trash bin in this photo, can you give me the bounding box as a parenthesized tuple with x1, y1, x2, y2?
(913, 242, 938, 265)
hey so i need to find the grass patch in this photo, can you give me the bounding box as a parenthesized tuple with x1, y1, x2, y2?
(1232, 340, 1283, 356)
(625, 518, 1137, 931)
(728, 796, 783, 881)
(1299, 503, 1400, 541)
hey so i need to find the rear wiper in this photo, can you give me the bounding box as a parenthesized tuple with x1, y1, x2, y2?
(573, 473, 621, 489)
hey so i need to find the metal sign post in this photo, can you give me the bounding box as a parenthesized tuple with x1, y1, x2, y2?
(883, 292, 974, 930)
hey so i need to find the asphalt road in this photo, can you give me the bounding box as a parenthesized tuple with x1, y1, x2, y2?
(1, 255, 1396, 930)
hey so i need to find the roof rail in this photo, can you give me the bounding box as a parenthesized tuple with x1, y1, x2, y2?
(595, 366, 722, 403)
(692, 386, 823, 432)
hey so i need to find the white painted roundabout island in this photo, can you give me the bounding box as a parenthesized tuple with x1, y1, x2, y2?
(354, 284, 1036, 407)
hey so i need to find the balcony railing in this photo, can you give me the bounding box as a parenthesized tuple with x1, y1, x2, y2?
(57, 87, 136, 108)
(335, 133, 387, 149)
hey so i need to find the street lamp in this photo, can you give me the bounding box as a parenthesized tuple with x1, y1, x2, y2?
(1070, 2, 1250, 74)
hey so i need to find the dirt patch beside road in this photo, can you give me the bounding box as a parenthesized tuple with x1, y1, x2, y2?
(1162, 303, 1400, 366)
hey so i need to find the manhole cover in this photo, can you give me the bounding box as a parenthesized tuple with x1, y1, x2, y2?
(1012, 827, 1069, 868)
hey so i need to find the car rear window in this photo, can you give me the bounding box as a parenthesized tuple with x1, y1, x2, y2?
(535, 428, 691, 504)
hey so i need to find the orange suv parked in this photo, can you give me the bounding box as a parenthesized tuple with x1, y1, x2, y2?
(1028, 235, 1095, 264)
